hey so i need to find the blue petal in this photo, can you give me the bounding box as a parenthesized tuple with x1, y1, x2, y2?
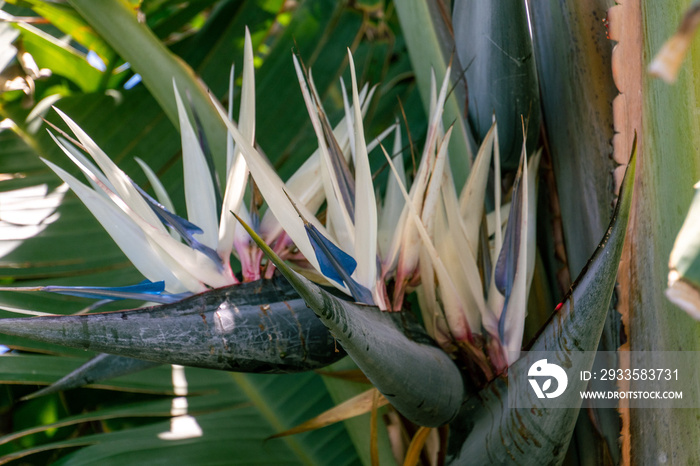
(133, 183, 224, 269)
(306, 223, 356, 283)
(304, 223, 374, 305)
(496, 174, 525, 341)
(40, 281, 187, 304)
(124, 74, 142, 89)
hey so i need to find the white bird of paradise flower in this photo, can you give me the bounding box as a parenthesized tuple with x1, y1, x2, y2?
(32, 28, 540, 375)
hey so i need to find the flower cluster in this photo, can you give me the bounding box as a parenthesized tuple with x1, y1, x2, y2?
(41, 29, 539, 374)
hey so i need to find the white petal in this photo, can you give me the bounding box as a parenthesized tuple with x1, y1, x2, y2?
(226, 65, 235, 174)
(52, 107, 166, 235)
(135, 156, 179, 240)
(43, 159, 185, 292)
(348, 50, 378, 292)
(134, 157, 176, 214)
(339, 80, 371, 160)
(340, 78, 356, 163)
(503, 154, 529, 364)
(459, 122, 496, 259)
(486, 202, 511, 236)
(51, 136, 231, 292)
(55, 135, 115, 194)
(101, 186, 231, 291)
(526, 150, 541, 292)
(259, 83, 376, 245)
(421, 127, 452, 234)
(382, 144, 476, 338)
(390, 68, 453, 280)
(294, 58, 355, 252)
(434, 194, 479, 334)
(491, 128, 503, 265)
(485, 129, 505, 336)
(173, 82, 219, 250)
(238, 27, 256, 155)
(439, 158, 486, 332)
(218, 29, 255, 261)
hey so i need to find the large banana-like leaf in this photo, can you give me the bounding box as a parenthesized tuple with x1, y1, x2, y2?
(614, 2, 700, 463)
(22, 354, 159, 400)
(447, 143, 636, 464)
(1, 365, 358, 466)
(527, 2, 621, 462)
(66, 0, 229, 178)
(392, 0, 476, 188)
(452, 0, 540, 170)
(528, 0, 617, 278)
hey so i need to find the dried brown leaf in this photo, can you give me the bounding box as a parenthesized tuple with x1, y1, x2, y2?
(267, 387, 388, 439)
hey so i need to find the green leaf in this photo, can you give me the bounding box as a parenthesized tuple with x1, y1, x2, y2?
(452, 0, 541, 171)
(15, 22, 104, 92)
(68, 0, 229, 181)
(528, 0, 617, 277)
(0, 354, 174, 393)
(625, 3, 700, 461)
(3, 373, 359, 466)
(22, 354, 160, 400)
(24, 408, 338, 466)
(10, 0, 114, 61)
(393, 0, 475, 187)
(0, 358, 362, 465)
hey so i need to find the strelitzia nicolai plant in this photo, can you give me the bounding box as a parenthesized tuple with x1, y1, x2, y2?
(0, 4, 639, 462)
(1, 23, 538, 414)
(0, 32, 463, 430)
